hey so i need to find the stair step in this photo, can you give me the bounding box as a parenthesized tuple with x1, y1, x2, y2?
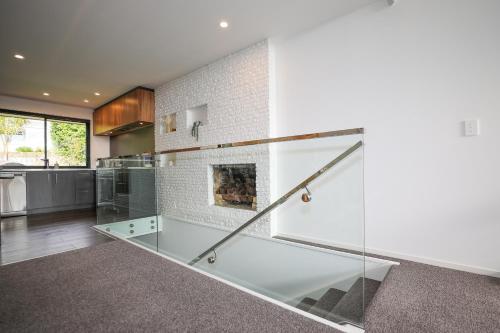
(308, 288, 346, 318)
(326, 277, 381, 325)
(296, 297, 317, 312)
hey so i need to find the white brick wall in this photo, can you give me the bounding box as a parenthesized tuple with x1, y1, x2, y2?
(155, 40, 272, 236)
(155, 40, 270, 150)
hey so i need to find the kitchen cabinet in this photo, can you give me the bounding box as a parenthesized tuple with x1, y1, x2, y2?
(75, 171, 95, 205)
(26, 170, 96, 214)
(93, 104, 109, 134)
(93, 87, 154, 136)
(53, 171, 76, 206)
(26, 172, 53, 210)
(129, 168, 156, 219)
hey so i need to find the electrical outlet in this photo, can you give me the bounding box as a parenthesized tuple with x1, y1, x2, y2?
(464, 120, 480, 136)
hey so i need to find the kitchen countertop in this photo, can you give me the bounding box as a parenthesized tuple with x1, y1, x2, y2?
(0, 169, 95, 172)
(97, 167, 154, 170)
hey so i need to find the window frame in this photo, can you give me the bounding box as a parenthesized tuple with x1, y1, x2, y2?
(0, 108, 91, 169)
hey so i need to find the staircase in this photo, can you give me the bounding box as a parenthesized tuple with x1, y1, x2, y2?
(296, 277, 381, 325)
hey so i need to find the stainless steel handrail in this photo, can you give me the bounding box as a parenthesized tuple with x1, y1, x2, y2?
(188, 140, 363, 266)
(158, 128, 363, 155)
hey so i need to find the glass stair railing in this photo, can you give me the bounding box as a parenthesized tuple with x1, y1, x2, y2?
(188, 140, 363, 266)
(95, 129, 396, 331)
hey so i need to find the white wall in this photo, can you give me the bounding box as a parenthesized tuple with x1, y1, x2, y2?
(0, 95, 109, 168)
(273, 135, 365, 249)
(273, 0, 500, 274)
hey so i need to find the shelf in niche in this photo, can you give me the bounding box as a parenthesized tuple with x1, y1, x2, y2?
(161, 113, 177, 134)
(186, 104, 208, 129)
(160, 153, 176, 167)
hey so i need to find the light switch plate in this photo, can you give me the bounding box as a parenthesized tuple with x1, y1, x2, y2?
(464, 119, 480, 136)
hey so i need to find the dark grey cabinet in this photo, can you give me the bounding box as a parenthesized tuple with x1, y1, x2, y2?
(75, 171, 95, 205)
(129, 169, 156, 219)
(53, 172, 76, 207)
(26, 172, 53, 210)
(27, 170, 96, 214)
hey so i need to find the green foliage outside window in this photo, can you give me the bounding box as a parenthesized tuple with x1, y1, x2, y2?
(16, 146, 34, 152)
(50, 122, 87, 166)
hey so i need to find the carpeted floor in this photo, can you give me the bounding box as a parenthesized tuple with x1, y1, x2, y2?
(0, 241, 340, 333)
(276, 235, 500, 332)
(365, 259, 500, 333)
(1, 240, 499, 333)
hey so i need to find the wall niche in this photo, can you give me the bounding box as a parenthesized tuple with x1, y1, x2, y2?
(211, 163, 256, 211)
(161, 113, 176, 134)
(186, 104, 208, 128)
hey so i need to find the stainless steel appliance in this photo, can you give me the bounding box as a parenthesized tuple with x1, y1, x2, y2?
(0, 172, 27, 217)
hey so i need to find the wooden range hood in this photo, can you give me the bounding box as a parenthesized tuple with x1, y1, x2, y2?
(93, 87, 154, 136)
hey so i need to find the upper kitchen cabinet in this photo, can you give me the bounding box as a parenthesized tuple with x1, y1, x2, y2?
(93, 87, 154, 136)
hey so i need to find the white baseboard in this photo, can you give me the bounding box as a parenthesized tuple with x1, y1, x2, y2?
(275, 233, 499, 278)
(365, 246, 500, 278)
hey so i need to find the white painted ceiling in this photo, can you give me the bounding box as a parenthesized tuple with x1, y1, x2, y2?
(0, 0, 374, 108)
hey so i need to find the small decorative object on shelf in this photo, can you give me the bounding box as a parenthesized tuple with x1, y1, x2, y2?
(191, 121, 202, 141)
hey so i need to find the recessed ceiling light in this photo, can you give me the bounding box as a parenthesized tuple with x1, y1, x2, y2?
(94, 92, 101, 96)
(83, 99, 89, 103)
(219, 21, 229, 29)
(14, 54, 25, 60)
(42, 92, 50, 96)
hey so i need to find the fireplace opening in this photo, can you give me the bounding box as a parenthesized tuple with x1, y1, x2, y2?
(212, 164, 256, 210)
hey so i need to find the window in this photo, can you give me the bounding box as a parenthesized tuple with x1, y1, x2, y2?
(0, 110, 90, 168)
(47, 120, 88, 167)
(0, 114, 45, 167)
